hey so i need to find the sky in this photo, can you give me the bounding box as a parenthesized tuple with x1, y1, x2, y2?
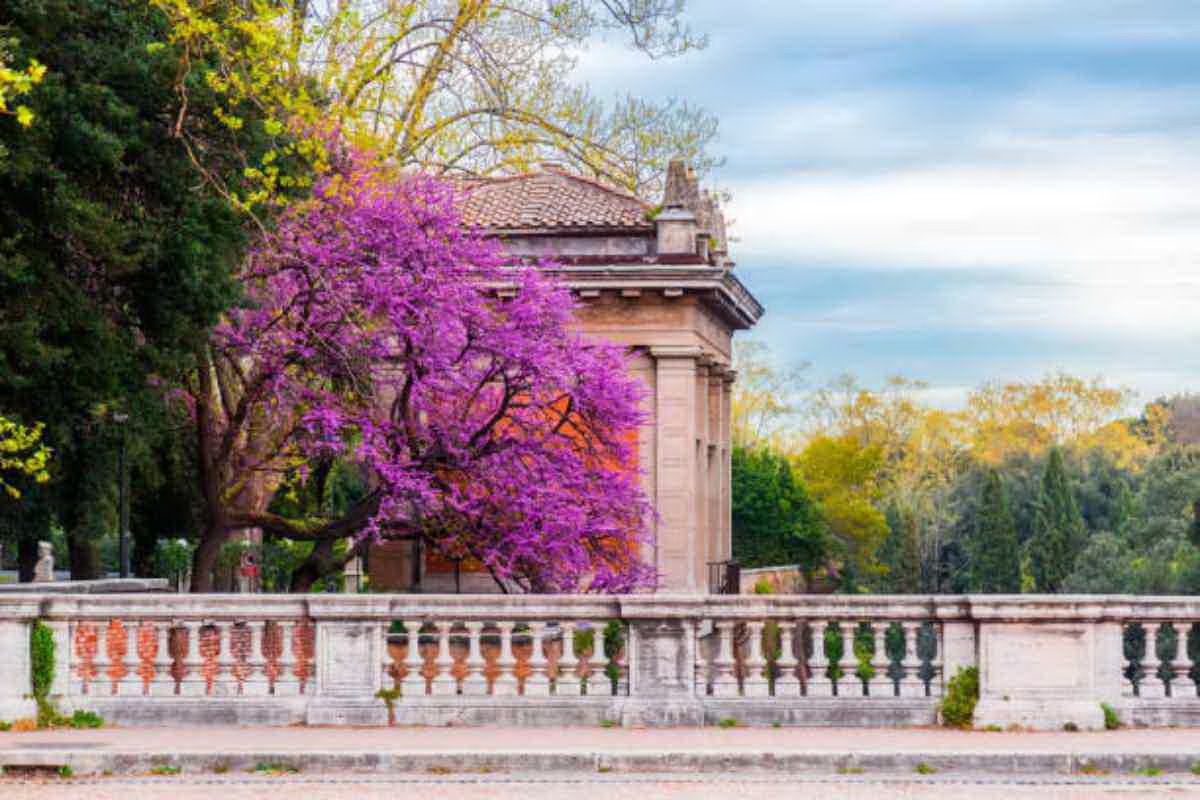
(577, 0, 1200, 408)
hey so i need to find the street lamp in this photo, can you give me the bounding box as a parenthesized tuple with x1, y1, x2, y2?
(112, 412, 130, 579)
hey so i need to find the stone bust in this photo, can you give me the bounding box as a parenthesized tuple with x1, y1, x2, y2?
(32, 540, 54, 582)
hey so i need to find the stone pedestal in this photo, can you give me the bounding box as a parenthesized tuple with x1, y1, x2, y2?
(0, 612, 37, 720)
(306, 619, 387, 725)
(973, 621, 1117, 731)
(620, 619, 704, 726)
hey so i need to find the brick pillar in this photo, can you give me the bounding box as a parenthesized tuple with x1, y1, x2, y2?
(650, 346, 702, 591)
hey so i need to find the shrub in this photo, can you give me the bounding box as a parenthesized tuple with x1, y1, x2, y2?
(1101, 702, 1121, 730)
(753, 578, 774, 595)
(717, 717, 738, 729)
(940, 667, 980, 728)
(914, 762, 937, 775)
(68, 710, 103, 729)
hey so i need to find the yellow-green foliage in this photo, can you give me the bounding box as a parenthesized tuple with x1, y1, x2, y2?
(0, 415, 51, 498)
(940, 666, 979, 728)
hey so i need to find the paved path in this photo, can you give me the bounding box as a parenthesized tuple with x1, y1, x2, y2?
(3, 773, 1200, 799)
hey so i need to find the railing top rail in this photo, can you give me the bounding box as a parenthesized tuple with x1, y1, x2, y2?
(6, 592, 1200, 624)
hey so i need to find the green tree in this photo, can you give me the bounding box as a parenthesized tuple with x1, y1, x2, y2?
(967, 469, 1021, 593)
(877, 503, 920, 593)
(1027, 448, 1087, 593)
(0, 0, 296, 577)
(731, 445, 828, 579)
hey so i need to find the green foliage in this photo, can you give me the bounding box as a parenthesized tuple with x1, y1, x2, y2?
(752, 578, 774, 595)
(1101, 702, 1121, 730)
(968, 469, 1022, 593)
(732, 445, 828, 572)
(67, 709, 103, 729)
(58, 765, 73, 778)
(852, 622, 875, 686)
(940, 666, 979, 728)
(823, 624, 845, 683)
(877, 503, 921, 593)
(0, 720, 11, 731)
(153, 538, 194, 588)
(716, 717, 738, 728)
(29, 619, 53, 701)
(1028, 449, 1087, 593)
(149, 764, 181, 776)
(914, 762, 937, 775)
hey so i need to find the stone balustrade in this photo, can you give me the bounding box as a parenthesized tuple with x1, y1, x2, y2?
(2, 594, 1199, 729)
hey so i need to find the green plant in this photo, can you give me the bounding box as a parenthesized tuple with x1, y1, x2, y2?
(853, 622, 876, 687)
(717, 717, 738, 729)
(1190, 761, 1200, 776)
(213, 763, 230, 774)
(914, 762, 937, 775)
(771, 721, 781, 729)
(58, 765, 73, 779)
(0, 721, 10, 731)
(253, 762, 299, 774)
(375, 687, 401, 726)
(68, 710, 104, 729)
(837, 766, 864, 775)
(1135, 766, 1162, 777)
(753, 578, 774, 595)
(823, 625, 845, 684)
(1101, 702, 1121, 730)
(1063, 722, 1079, 732)
(939, 667, 980, 728)
(1077, 760, 1108, 776)
(982, 724, 1003, 732)
(149, 764, 181, 776)
(599, 718, 617, 728)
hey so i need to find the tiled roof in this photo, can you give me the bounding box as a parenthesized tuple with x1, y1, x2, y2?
(460, 169, 652, 232)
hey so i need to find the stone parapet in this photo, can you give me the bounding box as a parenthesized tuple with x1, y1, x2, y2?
(0, 594, 1197, 729)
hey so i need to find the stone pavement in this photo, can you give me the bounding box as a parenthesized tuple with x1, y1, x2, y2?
(3, 773, 1200, 799)
(4, 726, 1200, 780)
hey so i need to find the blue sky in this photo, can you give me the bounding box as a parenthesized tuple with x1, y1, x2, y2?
(578, 1, 1200, 407)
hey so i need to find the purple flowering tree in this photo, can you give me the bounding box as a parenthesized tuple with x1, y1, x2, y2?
(183, 161, 655, 593)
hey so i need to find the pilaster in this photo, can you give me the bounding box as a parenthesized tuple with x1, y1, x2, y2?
(650, 346, 703, 591)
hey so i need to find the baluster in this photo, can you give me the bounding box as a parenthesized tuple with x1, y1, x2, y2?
(694, 620, 713, 697)
(215, 622, 235, 696)
(1141, 623, 1165, 699)
(775, 620, 800, 697)
(245, 621, 267, 696)
(430, 622, 457, 696)
(493, 622, 520, 696)
(556, 622, 581, 696)
(400, 621, 426, 698)
(899, 622, 924, 698)
(711, 621, 739, 697)
(152, 622, 172, 696)
(928, 622, 944, 697)
(827, 622, 847, 697)
(1175, 624, 1198, 699)
(869, 622, 892, 697)
(807, 621, 832, 697)
(177, 621, 199, 696)
(524, 622, 551, 696)
(275, 621, 295, 696)
(462, 622, 489, 696)
(743, 620, 770, 698)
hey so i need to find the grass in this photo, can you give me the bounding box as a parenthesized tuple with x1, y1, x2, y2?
(212, 763, 230, 774)
(149, 764, 181, 776)
(58, 765, 74, 779)
(914, 762, 937, 775)
(981, 724, 1003, 732)
(1134, 766, 1162, 777)
(1077, 760, 1109, 776)
(716, 718, 738, 729)
(252, 762, 300, 775)
(1101, 702, 1121, 730)
(599, 718, 617, 728)
(837, 766, 864, 775)
(1192, 762, 1200, 776)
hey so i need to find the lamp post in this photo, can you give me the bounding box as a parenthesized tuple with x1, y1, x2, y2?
(112, 412, 130, 578)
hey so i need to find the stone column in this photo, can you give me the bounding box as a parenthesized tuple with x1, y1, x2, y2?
(707, 368, 724, 584)
(307, 599, 388, 725)
(720, 369, 736, 564)
(650, 346, 703, 591)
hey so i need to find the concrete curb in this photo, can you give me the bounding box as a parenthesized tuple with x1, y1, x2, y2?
(3, 748, 1200, 777)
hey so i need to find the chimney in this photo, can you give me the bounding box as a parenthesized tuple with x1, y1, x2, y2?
(656, 158, 698, 256)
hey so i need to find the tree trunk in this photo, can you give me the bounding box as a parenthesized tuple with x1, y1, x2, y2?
(17, 537, 37, 583)
(290, 537, 336, 593)
(190, 524, 229, 592)
(67, 527, 103, 580)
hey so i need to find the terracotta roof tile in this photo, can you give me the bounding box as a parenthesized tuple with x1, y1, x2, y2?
(459, 169, 652, 232)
